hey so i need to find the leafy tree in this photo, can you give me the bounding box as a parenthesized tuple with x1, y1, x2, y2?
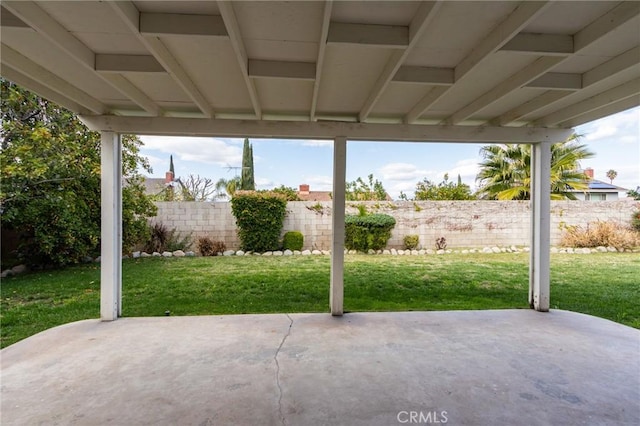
(414, 174, 476, 200)
(345, 174, 388, 201)
(215, 176, 241, 199)
(475, 136, 594, 200)
(241, 138, 255, 190)
(628, 187, 640, 200)
(270, 185, 301, 201)
(606, 169, 617, 184)
(0, 79, 156, 266)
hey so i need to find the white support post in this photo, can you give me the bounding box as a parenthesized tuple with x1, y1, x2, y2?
(529, 141, 551, 311)
(100, 131, 123, 321)
(330, 137, 347, 316)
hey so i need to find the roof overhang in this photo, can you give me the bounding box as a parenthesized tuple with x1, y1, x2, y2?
(2, 1, 639, 141)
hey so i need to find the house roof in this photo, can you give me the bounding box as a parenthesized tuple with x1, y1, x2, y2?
(298, 191, 333, 202)
(568, 179, 629, 193)
(1, 1, 638, 142)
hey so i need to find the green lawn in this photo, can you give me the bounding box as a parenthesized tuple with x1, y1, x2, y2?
(1, 253, 639, 348)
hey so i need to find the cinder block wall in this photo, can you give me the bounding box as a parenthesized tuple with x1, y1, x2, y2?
(151, 200, 637, 250)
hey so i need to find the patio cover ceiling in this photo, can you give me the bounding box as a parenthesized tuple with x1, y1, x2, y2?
(1, 1, 638, 141)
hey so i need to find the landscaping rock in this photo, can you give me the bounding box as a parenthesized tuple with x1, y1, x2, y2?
(510, 246, 517, 252)
(397, 250, 404, 255)
(411, 250, 419, 255)
(391, 249, 398, 255)
(566, 248, 574, 254)
(470, 249, 478, 253)
(82, 256, 94, 263)
(236, 250, 245, 257)
(418, 249, 426, 255)
(301, 250, 311, 256)
(559, 249, 566, 253)
(223, 250, 235, 256)
(500, 248, 507, 253)
(383, 250, 391, 255)
(596, 246, 607, 252)
(162, 251, 173, 257)
(322, 250, 331, 256)
(173, 250, 185, 257)
(446, 250, 452, 254)
(140, 252, 151, 257)
(262, 251, 273, 256)
(132, 251, 141, 259)
(1, 270, 13, 278)
(312, 250, 322, 255)
(482, 247, 493, 254)
(607, 247, 617, 253)
(273, 251, 283, 256)
(122, 255, 130, 259)
(368, 249, 376, 255)
(491, 247, 501, 253)
(95, 256, 102, 262)
(348, 250, 357, 255)
(426, 249, 435, 255)
(283, 250, 293, 256)
(436, 249, 445, 255)
(293, 250, 301, 256)
(523, 247, 530, 252)
(462, 249, 469, 254)
(152, 252, 161, 257)
(185, 251, 196, 257)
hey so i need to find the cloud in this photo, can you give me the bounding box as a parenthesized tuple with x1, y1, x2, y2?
(378, 163, 430, 182)
(301, 139, 333, 147)
(255, 177, 274, 190)
(447, 158, 480, 183)
(302, 175, 333, 191)
(579, 107, 640, 145)
(140, 135, 243, 167)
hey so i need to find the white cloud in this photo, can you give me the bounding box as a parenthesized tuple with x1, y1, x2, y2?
(579, 107, 640, 145)
(378, 163, 431, 181)
(302, 175, 333, 191)
(300, 139, 333, 147)
(255, 177, 274, 190)
(447, 158, 480, 184)
(140, 135, 243, 168)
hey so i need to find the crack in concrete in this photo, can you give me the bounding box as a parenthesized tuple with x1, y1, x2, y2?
(275, 313, 293, 426)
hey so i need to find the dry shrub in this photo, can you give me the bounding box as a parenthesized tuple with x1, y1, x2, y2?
(561, 221, 640, 249)
(197, 237, 226, 256)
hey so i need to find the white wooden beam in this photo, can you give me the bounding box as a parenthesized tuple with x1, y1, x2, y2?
(392, 66, 453, 85)
(3, 0, 159, 116)
(95, 54, 165, 73)
(2, 44, 106, 114)
(493, 91, 573, 126)
(0, 6, 29, 28)
(558, 95, 640, 128)
(574, 1, 640, 52)
(526, 73, 582, 90)
(359, 1, 442, 122)
(500, 33, 573, 56)
(310, 0, 333, 121)
(217, 0, 261, 118)
(582, 46, 640, 88)
(404, 1, 551, 123)
(109, 0, 212, 118)
(448, 56, 564, 125)
(100, 131, 123, 321)
(536, 78, 640, 126)
(330, 136, 347, 316)
(248, 60, 315, 80)
(327, 22, 408, 48)
(140, 12, 228, 37)
(100, 74, 161, 116)
(529, 142, 551, 312)
(79, 115, 573, 143)
(1, 64, 90, 114)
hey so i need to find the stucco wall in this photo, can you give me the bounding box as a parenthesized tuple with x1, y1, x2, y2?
(151, 200, 637, 250)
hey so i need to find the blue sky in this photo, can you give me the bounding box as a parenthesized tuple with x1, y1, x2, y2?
(139, 106, 640, 199)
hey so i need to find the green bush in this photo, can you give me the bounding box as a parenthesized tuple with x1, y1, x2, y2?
(144, 223, 192, 253)
(403, 235, 419, 250)
(345, 214, 396, 252)
(283, 231, 304, 251)
(231, 191, 287, 252)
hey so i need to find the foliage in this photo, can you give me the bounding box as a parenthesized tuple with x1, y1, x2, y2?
(475, 136, 594, 200)
(215, 176, 241, 200)
(403, 235, 419, 250)
(271, 185, 301, 201)
(627, 187, 640, 200)
(346, 174, 388, 201)
(414, 174, 476, 200)
(175, 174, 218, 201)
(630, 211, 640, 232)
(345, 214, 396, 252)
(356, 204, 368, 216)
(143, 223, 192, 253)
(240, 138, 255, 191)
(606, 169, 617, 184)
(435, 237, 447, 250)
(282, 231, 304, 251)
(0, 79, 156, 266)
(560, 221, 639, 249)
(196, 237, 226, 256)
(230, 191, 287, 252)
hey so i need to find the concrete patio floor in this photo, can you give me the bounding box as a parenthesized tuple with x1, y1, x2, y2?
(1, 309, 639, 425)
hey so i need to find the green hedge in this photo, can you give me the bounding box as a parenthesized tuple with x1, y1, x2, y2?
(345, 214, 396, 252)
(283, 231, 304, 251)
(231, 191, 287, 252)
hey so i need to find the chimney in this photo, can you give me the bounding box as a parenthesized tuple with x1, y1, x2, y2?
(585, 168, 594, 179)
(299, 184, 310, 194)
(165, 171, 174, 184)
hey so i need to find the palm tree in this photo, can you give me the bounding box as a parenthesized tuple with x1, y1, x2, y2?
(476, 135, 595, 200)
(214, 176, 241, 200)
(606, 169, 617, 184)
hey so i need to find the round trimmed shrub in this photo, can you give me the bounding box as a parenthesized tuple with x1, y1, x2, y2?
(283, 231, 304, 251)
(345, 214, 396, 252)
(403, 234, 419, 250)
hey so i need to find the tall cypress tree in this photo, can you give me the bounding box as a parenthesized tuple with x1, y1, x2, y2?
(241, 138, 255, 190)
(169, 155, 175, 175)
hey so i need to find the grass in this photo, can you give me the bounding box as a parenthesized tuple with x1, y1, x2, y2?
(1, 253, 639, 348)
